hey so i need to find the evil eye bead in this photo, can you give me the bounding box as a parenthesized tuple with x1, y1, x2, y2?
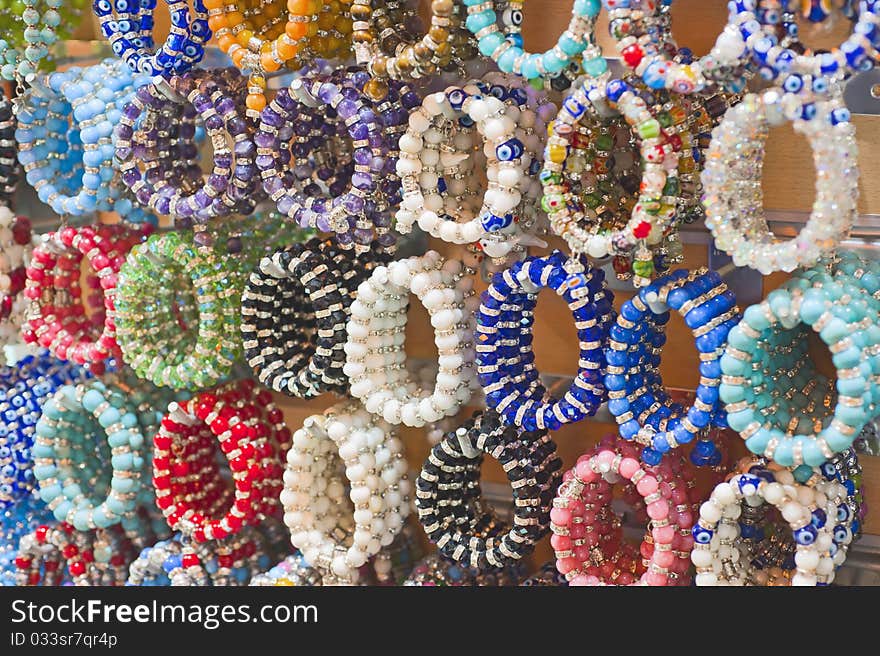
(836, 503, 851, 522)
(503, 8, 523, 27)
(446, 88, 467, 110)
(830, 107, 851, 126)
(480, 212, 513, 232)
(833, 524, 852, 544)
(488, 84, 507, 100)
(811, 508, 827, 529)
(736, 473, 761, 496)
(820, 461, 837, 480)
(692, 524, 714, 544)
(811, 77, 829, 94)
(496, 137, 524, 161)
(793, 524, 818, 545)
(782, 73, 803, 93)
(508, 87, 528, 106)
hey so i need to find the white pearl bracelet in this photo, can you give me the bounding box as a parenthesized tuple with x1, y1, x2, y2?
(395, 74, 555, 259)
(701, 88, 858, 275)
(344, 250, 478, 427)
(692, 467, 845, 586)
(281, 402, 411, 584)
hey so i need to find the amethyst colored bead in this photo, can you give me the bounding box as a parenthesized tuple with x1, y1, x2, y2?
(317, 83, 338, 103)
(350, 123, 369, 141)
(207, 174, 228, 192)
(227, 117, 248, 136)
(214, 154, 232, 169)
(336, 99, 358, 119)
(255, 131, 275, 148)
(194, 190, 212, 209)
(277, 196, 295, 215)
(353, 228, 373, 245)
(234, 140, 256, 157)
(315, 215, 332, 232)
(205, 114, 223, 131)
(193, 230, 213, 247)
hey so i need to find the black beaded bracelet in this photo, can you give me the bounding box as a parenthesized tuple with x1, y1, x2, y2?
(0, 88, 19, 207)
(415, 410, 562, 571)
(241, 237, 390, 397)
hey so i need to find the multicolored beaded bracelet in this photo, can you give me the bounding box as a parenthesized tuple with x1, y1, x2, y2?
(23, 223, 153, 369)
(403, 552, 525, 586)
(551, 435, 698, 586)
(281, 401, 411, 583)
(1, 494, 54, 586)
(476, 251, 614, 431)
(702, 89, 858, 275)
(241, 236, 390, 398)
(153, 380, 290, 544)
(605, 268, 739, 464)
(94, 0, 211, 77)
(0, 208, 34, 357)
(464, 0, 602, 84)
(415, 411, 561, 571)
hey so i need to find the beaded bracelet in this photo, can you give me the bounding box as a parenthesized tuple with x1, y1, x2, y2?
(0, 351, 85, 508)
(15, 522, 132, 586)
(465, 0, 602, 84)
(23, 223, 153, 369)
(153, 380, 290, 544)
(0, 87, 19, 207)
(256, 67, 418, 251)
(691, 466, 847, 586)
(32, 379, 171, 532)
(702, 90, 858, 274)
(352, 0, 466, 85)
(242, 237, 390, 398)
(415, 411, 561, 571)
(0, 208, 34, 357)
(403, 552, 525, 586)
(721, 259, 880, 467)
(476, 251, 614, 431)
(115, 230, 245, 390)
(551, 435, 698, 585)
(95, 0, 210, 77)
(396, 76, 555, 260)
(16, 59, 152, 219)
(281, 402, 411, 583)
(250, 552, 324, 587)
(115, 68, 263, 227)
(606, 268, 739, 464)
(1, 495, 53, 586)
(605, 0, 755, 93)
(0, 0, 85, 81)
(344, 251, 477, 427)
(520, 560, 568, 586)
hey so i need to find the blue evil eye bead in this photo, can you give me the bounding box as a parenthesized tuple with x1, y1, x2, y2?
(502, 7, 523, 28)
(692, 524, 713, 544)
(481, 212, 513, 232)
(782, 73, 803, 93)
(496, 138, 524, 161)
(508, 87, 528, 106)
(811, 508, 827, 529)
(489, 84, 507, 100)
(836, 503, 851, 522)
(811, 77, 828, 94)
(833, 524, 851, 544)
(793, 524, 818, 545)
(459, 115, 475, 128)
(446, 88, 467, 110)
(820, 461, 837, 480)
(736, 474, 761, 496)
(830, 107, 851, 126)
(800, 102, 817, 121)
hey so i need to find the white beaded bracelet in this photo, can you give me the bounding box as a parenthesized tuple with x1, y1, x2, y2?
(280, 402, 411, 584)
(691, 467, 845, 586)
(0, 206, 33, 362)
(344, 250, 478, 427)
(701, 89, 858, 275)
(395, 74, 555, 259)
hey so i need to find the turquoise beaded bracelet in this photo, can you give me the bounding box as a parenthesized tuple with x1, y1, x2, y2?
(464, 0, 604, 83)
(721, 256, 880, 467)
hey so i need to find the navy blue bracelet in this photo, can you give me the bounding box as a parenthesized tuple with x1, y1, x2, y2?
(476, 251, 614, 431)
(605, 267, 739, 464)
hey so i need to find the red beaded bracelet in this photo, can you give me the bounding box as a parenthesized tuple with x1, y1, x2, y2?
(152, 380, 291, 544)
(551, 435, 698, 586)
(22, 223, 152, 370)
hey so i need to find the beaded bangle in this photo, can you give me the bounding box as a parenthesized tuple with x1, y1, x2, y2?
(15, 522, 132, 586)
(605, 267, 739, 464)
(0, 87, 19, 207)
(0, 0, 85, 81)
(95, 0, 210, 77)
(115, 68, 263, 226)
(0, 208, 34, 357)
(344, 251, 477, 427)
(153, 380, 290, 544)
(464, 0, 603, 83)
(702, 90, 858, 274)
(352, 0, 464, 84)
(605, 0, 755, 93)
(1, 495, 54, 586)
(476, 251, 614, 431)
(691, 466, 846, 586)
(241, 237, 390, 398)
(23, 223, 152, 369)
(403, 552, 525, 586)
(395, 76, 555, 260)
(256, 68, 418, 251)
(415, 411, 561, 571)
(551, 435, 697, 586)
(250, 552, 324, 587)
(115, 231, 244, 390)
(32, 379, 172, 532)
(0, 351, 85, 508)
(721, 260, 880, 467)
(16, 59, 152, 219)
(281, 402, 411, 583)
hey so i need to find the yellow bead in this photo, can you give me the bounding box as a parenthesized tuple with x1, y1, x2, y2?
(548, 143, 567, 164)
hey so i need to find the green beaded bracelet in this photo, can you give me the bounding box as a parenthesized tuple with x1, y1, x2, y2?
(721, 257, 880, 467)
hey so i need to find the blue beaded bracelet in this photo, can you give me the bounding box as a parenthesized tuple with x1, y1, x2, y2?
(94, 0, 210, 77)
(605, 267, 739, 464)
(476, 251, 614, 431)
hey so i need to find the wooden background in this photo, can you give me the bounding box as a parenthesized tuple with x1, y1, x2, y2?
(68, 2, 880, 568)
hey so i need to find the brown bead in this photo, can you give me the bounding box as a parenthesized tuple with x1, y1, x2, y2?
(352, 29, 373, 42)
(349, 4, 371, 19)
(370, 56, 387, 76)
(431, 0, 453, 14)
(396, 53, 413, 71)
(364, 79, 388, 102)
(428, 27, 448, 42)
(435, 42, 451, 57)
(413, 43, 431, 60)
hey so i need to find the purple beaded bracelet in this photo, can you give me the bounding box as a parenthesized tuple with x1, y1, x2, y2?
(115, 68, 262, 228)
(256, 67, 418, 251)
